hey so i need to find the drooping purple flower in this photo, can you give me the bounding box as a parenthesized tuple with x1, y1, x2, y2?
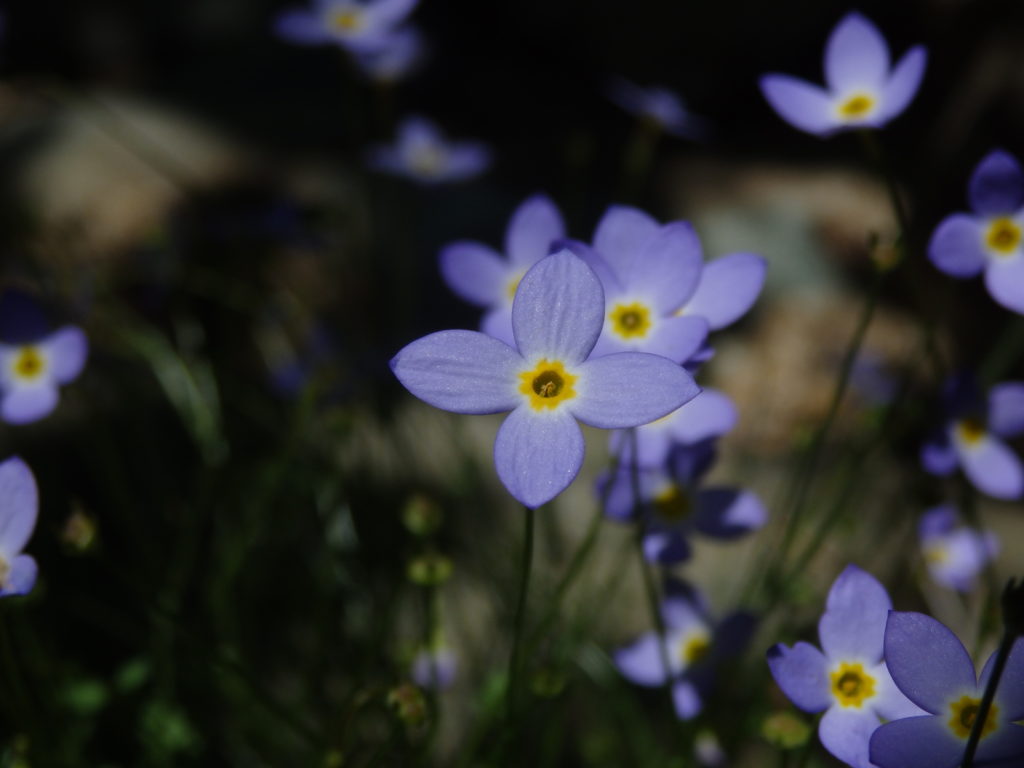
(353, 25, 425, 83)
(0, 326, 88, 425)
(767, 565, 924, 768)
(0, 457, 39, 598)
(920, 376, 1024, 500)
(367, 116, 490, 185)
(391, 251, 700, 508)
(919, 505, 998, 593)
(440, 194, 565, 347)
(608, 78, 708, 139)
(616, 579, 755, 719)
(869, 612, 1024, 768)
(275, 0, 419, 52)
(760, 12, 927, 137)
(928, 150, 1024, 314)
(411, 645, 456, 690)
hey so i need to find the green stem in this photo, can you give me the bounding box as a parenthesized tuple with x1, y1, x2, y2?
(506, 505, 536, 718)
(962, 629, 1014, 768)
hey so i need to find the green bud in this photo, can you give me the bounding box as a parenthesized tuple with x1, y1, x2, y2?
(402, 494, 442, 537)
(761, 711, 812, 749)
(407, 553, 453, 586)
(387, 683, 427, 727)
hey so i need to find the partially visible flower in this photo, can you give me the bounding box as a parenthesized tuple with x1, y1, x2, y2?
(869, 612, 1024, 768)
(919, 504, 998, 592)
(767, 565, 923, 768)
(616, 579, 755, 719)
(0, 457, 39, 598)
(920, 376, 1024, 500)
(760, 12, 927, 137)
(390, 251, 699, 508)
(353, 26, 425, 83)
(367, 116, 490, 185)
(0, 326, 88, 425)
(608, 78, 707, 139)
(928, 150, 1024, 314)
(410, 645, 456, 691)
(694, 730, 726, 766)
(440, 194, 565, 347)
(275, 0, 419, 53)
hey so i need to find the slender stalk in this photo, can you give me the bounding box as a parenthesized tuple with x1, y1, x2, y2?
(506, 505, 536, 718)
(962, 630, 1014, 768)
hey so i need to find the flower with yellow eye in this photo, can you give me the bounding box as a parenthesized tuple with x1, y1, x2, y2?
(918, 505, 998, 593)
(0, 326, 88, 425)
(367, 116, 490, 185)
(767, 566, 923, 768)
(929, 150, 1024, 315)
(275, 0, 419, 52)
(759, 12, 926, 137)
(0, 457, 40, 598)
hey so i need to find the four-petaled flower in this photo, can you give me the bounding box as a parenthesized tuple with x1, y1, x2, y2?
(390, 250, 700, 508)
(760, 12, 927, 137)
(869, 612, 1024, 768)
(367, 116, 490, 185)
(608, 78, 707, 139)
(0, 457, 40, 598)
(928, 150, 1024, 315)
(767, 565, 923, 768)
(919, 504, 998, 593)
(0, 325, 88, 425)
(275, 0, 418, 52)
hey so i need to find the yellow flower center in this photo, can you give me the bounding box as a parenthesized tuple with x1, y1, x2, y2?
(0, 555, 8, 588)
(948, 695, 998, 740)
(609, 302, 652, 340)
(830, 662, 875, 708)
(679, 633, 711, 665)
(924, 543, 949, 565)
(519, 359, 578, 411)
(985, 217, 1021, 255)
(410, 145, 445, 178)
(838, 93, 875, 120)
(11, 346, 46, 382)
(330, 8, 363, 32)
(506, 273, 524, 301)
(653, 483, 691, 523)
(956, 418, 987, 447)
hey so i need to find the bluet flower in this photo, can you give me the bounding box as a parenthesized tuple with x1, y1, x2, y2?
(353, 26, 425, 83)
(919, 505, 998, 593)
(367, 116, 490, 185)
(0, 326, 88, 425)
(0, 457, 39, 598)
(275, 0, 418, 52)
(608, 78, 707, 139)
(411, 645, 456, 690)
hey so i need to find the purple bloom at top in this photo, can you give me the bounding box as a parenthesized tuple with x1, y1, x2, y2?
(920, 376, 1024, 500)
(352, 25, 425, 83)
(0, 457, 40, 598)
(0, 321, 88, 425)
(440, 194, 566, 347)
(869, 612, 1024, 768)
(608, 78, 708, 139)
(390, 251, 700, 508)
(928, 150, 1024, 314)
(411, 645, 456, 690)
(367, 116, 490, 185)
(275, 0, 418, 52)
(919, 505, 998, 593)
(760, 12, 927, 137)
(767, 565, 923, 768)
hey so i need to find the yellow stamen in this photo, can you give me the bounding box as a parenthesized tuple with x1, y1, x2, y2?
(830, 662, 875, 708)
(924, 544, 949, 565)
(518, 359, 578, 411)
(609, 302, 652, 340)
(985, 217, 1021, 255)
(653, 484, 691, 523)
(410, 146, 445, 178)
(330, 9, 363, 32)
(680, 634, 711, 665)
(11, 346, 46, 381)
(838, 93, 875, 120)
(506, 273, 524, 301)
(948, 695, 998, 740)
(956, 418, 986, 447)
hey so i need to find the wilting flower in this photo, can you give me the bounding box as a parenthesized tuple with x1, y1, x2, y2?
(869, 612, 1024, 768)
(920, 376, 1024, 500)
(440, 194, 565, 347)
(919, 505, 998, 592)
(608, 78, 707, 139)
(760, 12, 926, 136)
(928, 150, 1024, 314)
(410, 645, 456, 690)
(0, 325, 88, 425)
(391, 251, 699, 508)
(616, 579, 755, 719)
(353, 26, 425, 83)
(0, 457, 40, 598)
(367, 116, 490, 185)
(766, 565, 923, 768)
(275, 0, 419, 52)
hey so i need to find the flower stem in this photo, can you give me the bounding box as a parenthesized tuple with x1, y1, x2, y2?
(506, 505, 536, 718)
(962, 628, 1014, 768)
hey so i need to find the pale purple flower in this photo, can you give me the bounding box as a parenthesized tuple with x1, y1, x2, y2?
(928, 150, 1024, 314)
(919, 505, 998, 593)
(869, 612, 1024, 768)
(0, 457, 39, 598)
(353, 26, 425, 83)
(767, 565, 924, 768)
(275, 0, 419, 52)
(440, 194, 565, 347)
(411, 646, 456, 690)
(390, 251, 700, 508)
(367, 116, 490, 185)
(608, 78, 707, 139)
(760, 12, 927, 137)
(0, 326, 88, 425)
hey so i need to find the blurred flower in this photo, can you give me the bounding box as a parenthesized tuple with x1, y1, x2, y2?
(61, 507, 98, 554)
(0, 457, 39, 598)
(762, 711, 813, 750)
(0, 326, 88, 425)
(440, 194, 566, 347)
(869, 612, 1024, 768)
(608, 78, 707, 139)
(616, 579, 755, 719)
(766, 565, 923, 768)
(386, 682, 427, 726)
(390, 251, 699, 508)
(410, 645, 456, 690)
(920, 376, 1024, 500)
(406, 553, 453, 586)
(760, 12, 926, 136)
(353, 26, 425, 83)
(928, 150, 1024, 314)
(401, 493, 442, 537)
(694, 730, 726, 766)
(919, 504, 998, 592)
(367, 116, 490, 185)
(275, 0, 419, 52)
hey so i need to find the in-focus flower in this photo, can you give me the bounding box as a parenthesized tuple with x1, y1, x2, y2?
(766, 565, 923, 768)
(608, 78, 707, 139)
(869, 612, 1024, 768)
(352, 26, 425, 83)
(760, 12, 926, 137)
(0, 326, 88, 425)
(275, 0, 418, 52)
(367, 116, 490, 185)
(928, 150, 1024, 314)
(919, 504, 998, 593)
(616, 579, 755, 719)
(391, 251, 699, 508)
(410, 645, 456, 690)
(0, 457, 40, 598)
(440, 194, 565, 347)
(920, 376, 1024, 500)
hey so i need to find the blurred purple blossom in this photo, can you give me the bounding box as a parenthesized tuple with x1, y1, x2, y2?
(367, 116, 490, 185)
(918, 505, 998, 592)
(0, 457, 39, 598)
(275, 0, 419, 53)
(608, 78, 708, 139)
